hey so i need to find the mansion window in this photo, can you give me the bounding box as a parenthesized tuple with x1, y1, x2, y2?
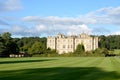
(68, 45, 69, 48)
(63, 45, 65, 48)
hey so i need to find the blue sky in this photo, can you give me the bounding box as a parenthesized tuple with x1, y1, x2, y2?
(1, 0, 120, 37)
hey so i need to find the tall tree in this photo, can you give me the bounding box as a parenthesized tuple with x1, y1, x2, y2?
(99, 35, 120, 50)
(0, 32, 19, 57)
(28, 42, 45, 55)
(1, 32, 11, 40)
(74, 44, 85, 54)
(0, 37, 6, 57)
(6, 41, 19, 55)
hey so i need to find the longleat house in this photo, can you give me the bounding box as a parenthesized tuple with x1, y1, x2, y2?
(47, 33, 98, 54)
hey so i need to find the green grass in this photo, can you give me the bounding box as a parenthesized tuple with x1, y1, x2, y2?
(113, 49, 120, 54)
(0, 57, 120, 80)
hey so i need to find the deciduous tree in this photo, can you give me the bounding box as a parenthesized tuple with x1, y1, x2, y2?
(74, 44, 85, 54)
(28, 42, 45, 55)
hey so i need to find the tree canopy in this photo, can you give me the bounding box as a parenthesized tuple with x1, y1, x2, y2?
(28, 42, 45, 55)
(1, 32, 120, 57)
(74, 44, 85, 54)
(0, 32, 19, 57)
(99, 35, 120, 50)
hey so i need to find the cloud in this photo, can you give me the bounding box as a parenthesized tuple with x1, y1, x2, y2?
(92, 27, 110, 35)
(23, 16, 81, 25)
(112, 31, 120, 35)
(23, 16, 97, 25)
(22, 16, 93, 35)
(0, 0, 22, 12)
(35, 25, 47, 32)
(0, 24, 49, 37)
(67, 24, 92, 35)
(0, 23, 92, 37)
(2, 6, 120, 37)
(0, 19, 9, 25)
(23, 6, 120, 26)
(84, 7, 120, 25)
(22, 14, 111, 36)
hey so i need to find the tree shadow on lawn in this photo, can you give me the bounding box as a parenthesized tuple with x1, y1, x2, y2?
(0, 59, 56, 64)
(0, 67, 120, 80)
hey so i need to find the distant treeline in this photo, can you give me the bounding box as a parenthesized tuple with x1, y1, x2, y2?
(0, 32, 120, 57)
(99, 35, 120, 50)
(0, 32, 49, 57)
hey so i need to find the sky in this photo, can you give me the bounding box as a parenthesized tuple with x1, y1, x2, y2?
(1, 0, 120, 37)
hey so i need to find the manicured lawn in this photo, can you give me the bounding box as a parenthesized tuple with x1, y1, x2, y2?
(113, 49, 120, 55)
(0, 57, 120, 80)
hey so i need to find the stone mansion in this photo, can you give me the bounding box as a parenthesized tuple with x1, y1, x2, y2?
(47, 33, 98, 54)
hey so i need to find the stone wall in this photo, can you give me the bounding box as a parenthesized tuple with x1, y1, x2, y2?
(47, 33, 98, 54)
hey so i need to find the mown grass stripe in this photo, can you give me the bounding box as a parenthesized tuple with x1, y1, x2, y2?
(56, 57, 92, 67)
(110, 57, 120, 72)
(0, 57, 120, 80)
(86, 57, 105, 67)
